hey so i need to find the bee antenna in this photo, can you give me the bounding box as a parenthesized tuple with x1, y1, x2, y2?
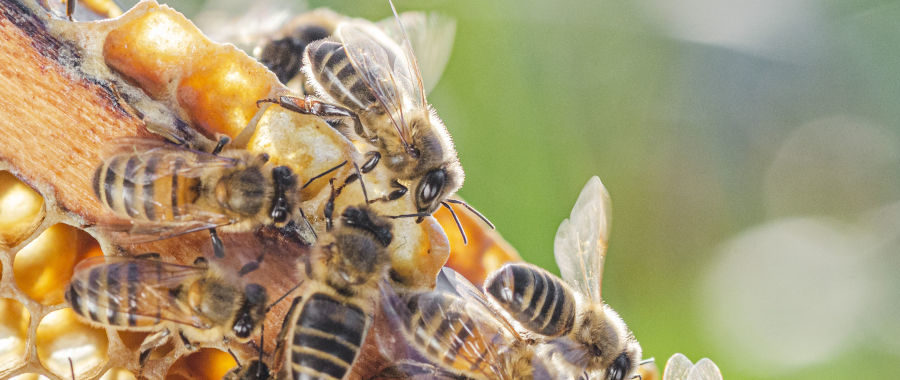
(445, 199, 494, 229)
(257, 323, 265, 375)
(630, 375, 642, 380)
(302, 160, 348, 190)
(387, 212, 430, 219)
(68, 357, 75, 380)
(227, 347, 242, 368)
(297, 207, 318, 240)
(266, 281, 303, 312)
(639, 358, 655, 365)
(440, 201, 468, 245)
(352, 161, 369, 204)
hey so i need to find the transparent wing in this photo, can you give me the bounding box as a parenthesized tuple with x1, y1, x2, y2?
(553, 176, 612, 303)
(435, 267, 521, 336)
(194, 0, 303, 48)
(95, 216, 232, 244)
(662, 353, 693, 380)
(378, 280, 517, 379)
(686, 359, 723, 380)
(336, 19, 423, 148)
(376, 11, 455, 95)
(71, 256, 213, 328)
(102, 137, 239, 179)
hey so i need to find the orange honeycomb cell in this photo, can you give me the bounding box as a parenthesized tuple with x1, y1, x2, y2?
(177, 48, 283, 139)
(0, 298, 29, 372)
(35, 308, 109, 379)
(13, 225, 103, 305)
(103, 4, 211, 98)
(0, 171, 45, 248)
(166, 348, 236, 380)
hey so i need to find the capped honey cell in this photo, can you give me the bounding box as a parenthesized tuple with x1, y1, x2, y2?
(36, 308, 109, 379)
(177, 47, 283, 139)
(13, 225, 103, 305)
(0, 171, 45, 249)
(0, 298, 29, 373)
(166, 348, 236, 380)
(103, 3, 211, 98)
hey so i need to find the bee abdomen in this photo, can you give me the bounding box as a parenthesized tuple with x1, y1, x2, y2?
(93, 153, 201, 222)
(485, 264, 576, 337)
(289, 293, 367, 380)
(66, 261, 162, 328)
(305, 39, 377, 112)
(406, 293, 493, 375)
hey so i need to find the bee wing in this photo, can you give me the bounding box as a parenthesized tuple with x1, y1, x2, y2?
(96, 216, 233, 244)
(376, 11, 455, 95)
(71, 256, 214, 328)
(434, 267, 521, 335)
(102, 137, 240, 179)
(378, 280, 518, 379)
(553, 176, 612, 303)
(336, 18, 423, 148)
(662, 353, 693, 380)
(686, 359, 723, 380)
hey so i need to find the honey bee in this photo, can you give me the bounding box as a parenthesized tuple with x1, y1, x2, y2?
(64, 254, 268, 364)
(252, 9, 344, 93)
(482, 177, 642, 380)
(92, 137, 325, 259)
(275, 205, 394, 380)
(260, 2, 470, 223)
(376, 267, 568, 380)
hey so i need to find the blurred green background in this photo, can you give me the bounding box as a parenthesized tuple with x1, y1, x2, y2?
(122, 0, 900, 378)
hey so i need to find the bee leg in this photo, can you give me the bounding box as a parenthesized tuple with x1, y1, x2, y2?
(239, 260, 260, 276)
(209, 228, 225, 258)
(134, 252, 161, 260)
(138, 328, 171, 365)
(324, 178, 340, 231)
(211, 135, 231, 155)
(178, 330, 194, 350)
(257, 95, 367, 138)
(66, 0, 75, 21)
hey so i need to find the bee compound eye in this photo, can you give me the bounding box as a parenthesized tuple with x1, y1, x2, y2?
(418, 169, 446, 207)
(607, 352, 631, 380)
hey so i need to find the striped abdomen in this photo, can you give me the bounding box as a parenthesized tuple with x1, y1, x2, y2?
(66, 260, 157, 328)
(287, 292, 367, 380)
(92, 152, 201, 222)
(484, 263, 576, 337)
(404, 293, 500, 377)
(305, 39, 380, 113)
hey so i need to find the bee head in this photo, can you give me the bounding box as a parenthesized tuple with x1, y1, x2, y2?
(231, 283, 268, 340)
(575, 305, 641, 380)
(269, 166, 297, 225)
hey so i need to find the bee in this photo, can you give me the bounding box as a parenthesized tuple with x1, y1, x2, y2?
(275, 205, 394, 380)
(376, 267, 572, 380)
(252, 9, 344, 93)
(64, 254, 268, 364)
(259, 2, 471, 223)
(92, 137, 325, 259)
(482, 177, 642, 380)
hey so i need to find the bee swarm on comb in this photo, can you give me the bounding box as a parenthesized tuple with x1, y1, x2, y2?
(0, 0, 467, 378)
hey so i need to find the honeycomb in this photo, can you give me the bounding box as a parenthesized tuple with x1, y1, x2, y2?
(0, 0, 519, 378)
